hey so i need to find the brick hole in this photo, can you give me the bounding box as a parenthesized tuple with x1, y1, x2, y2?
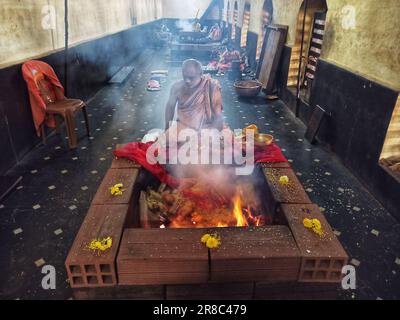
(102, 275, 114, 284)
(72, 276, 84, 285)
(304, 259, 316, 269)
(333, 260, 345, 269)
(315, 271, 327, 280)
(302, 271, 314, 280)
(87, 276, 99, 284)
(84, 265, 96, 273)
(69, 265, 82, 274)
(100, 264, 111, 273)
(319, 260, 330, 268)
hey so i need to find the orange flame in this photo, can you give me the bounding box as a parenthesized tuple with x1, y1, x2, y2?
(232, 192, 249, 227)
(164, 185, 264, 228)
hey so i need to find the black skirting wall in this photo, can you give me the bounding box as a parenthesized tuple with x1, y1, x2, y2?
(276, 45, 292, 99)
(276, 47, 400, 219)
(309, 60, 399, 219)
(246, 31, 258, 71)
(0, 21, 158, 175)
(227, 23, 232, 42)
(232, 26, 241, 48)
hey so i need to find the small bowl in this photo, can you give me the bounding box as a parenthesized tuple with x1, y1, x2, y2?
(254, 133, 274, 147)
(236, 133, 274, 148)
(234, 80, 262, 97)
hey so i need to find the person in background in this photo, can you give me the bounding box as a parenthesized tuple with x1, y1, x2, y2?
(157, 24, 172, 43)
(161, 24, 170, 33)
(217, 44, 241, 75)
(239, 48, 250, 74)
(193, 19, 202, 32)
(208, 23, 222, 42)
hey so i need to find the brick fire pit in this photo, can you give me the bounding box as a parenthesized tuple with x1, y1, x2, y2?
(65, 147, 348, 300)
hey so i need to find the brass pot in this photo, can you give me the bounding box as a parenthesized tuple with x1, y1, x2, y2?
(234, 80, 262, 97)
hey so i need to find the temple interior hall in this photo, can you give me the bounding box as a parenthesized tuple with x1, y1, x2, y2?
(0, 0, 399, 300)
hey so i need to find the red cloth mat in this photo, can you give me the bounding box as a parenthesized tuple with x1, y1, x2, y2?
(114, 142, 180, 188)
(114, 142, 287, 188)
(254, 143, 287, 163)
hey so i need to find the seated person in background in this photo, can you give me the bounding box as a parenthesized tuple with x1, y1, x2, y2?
(217, 44, 241, 75)
(165, 59, 224, 141)
(193, 20, 202, 32)
(161, 24, 170, 33)
(156, 24, 172, 43)
(208, 23, 222, 42)
(240, 48, 251, 74)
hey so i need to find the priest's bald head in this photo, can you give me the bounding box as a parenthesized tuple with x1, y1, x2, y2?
(182, 59, 203, 89)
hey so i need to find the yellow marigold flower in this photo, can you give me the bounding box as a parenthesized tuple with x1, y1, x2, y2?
(303, 218, 313, 229)
(110, 183, 124, 196)
(312, 219, 322, 230)
(279, 175, 289, 185)
(303, 218, 324, 237)
(88, 237, 113, 252)
(201, 234, 211, 244)
(206, 236, 221, 249)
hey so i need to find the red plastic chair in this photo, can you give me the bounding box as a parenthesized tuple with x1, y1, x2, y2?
(22, 60, 90, 149)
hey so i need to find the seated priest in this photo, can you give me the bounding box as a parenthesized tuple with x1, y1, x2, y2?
(164, 59, 224, 142)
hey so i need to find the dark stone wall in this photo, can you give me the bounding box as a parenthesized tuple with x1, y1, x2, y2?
(275, 44, 400, 219)
(232, 26, 241, 48)
(309, 60, 399, 218)
(246, 31, 258, 71)
(276, 45, 292, 97)
(0, 21, 158, 175)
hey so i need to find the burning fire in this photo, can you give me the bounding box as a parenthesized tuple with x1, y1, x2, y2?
(232, 192, 249, 227)
(145, 171, 266, 229)
(161, 185, 264, 229)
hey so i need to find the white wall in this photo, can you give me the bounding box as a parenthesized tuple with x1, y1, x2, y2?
(134, 0, 163, 24)
(161, 0, 212, 19)
(0, 0, 163, 67)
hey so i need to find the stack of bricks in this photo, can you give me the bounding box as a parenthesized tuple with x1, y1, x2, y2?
(280, 203, 348, 282)
(262, 165, 312, 217)
(116, 226, 301, 286)
(261, 163, 348, 283)
(65, 145, 141, 288)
